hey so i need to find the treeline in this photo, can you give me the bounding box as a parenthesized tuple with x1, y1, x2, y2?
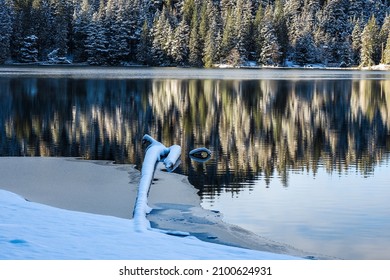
(1, 0, 390, 67)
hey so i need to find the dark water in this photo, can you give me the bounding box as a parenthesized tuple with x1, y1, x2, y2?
(1, 66, 390, 259)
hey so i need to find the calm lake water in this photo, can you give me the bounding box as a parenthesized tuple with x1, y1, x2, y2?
(1, 66, 390, 259)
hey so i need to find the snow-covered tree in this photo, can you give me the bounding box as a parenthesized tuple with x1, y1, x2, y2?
(172, 19, 190, 65)
(294, 31, 317, 65)
(383, 33, 390, 65)
(19, 35, 39, 63)
(361, 15, 380, 67)
(188, 6, 202, 66)
(273, 0, 289, 64)
(1, 0, 390, 67)
(379, 15, 390, 63)
(202, 0, 221, 67)
(220, 7, 235, 62)
(151, 8, 174, 65)
(258, 6, 281, 66)
(105, 0, 131, 65)
(72, 0, 92, 62)
(0, 0, 14, 63)
(51, 0, 71, 58)
(317, 0, 351, 65)
(136, 20, 152, 65)
(234, 0, 252, 63)
(351, 19, 362, 66)
(85, 12, 109, 65)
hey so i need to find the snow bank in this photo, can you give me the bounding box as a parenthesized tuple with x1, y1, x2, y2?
(0, 189, 298, 260)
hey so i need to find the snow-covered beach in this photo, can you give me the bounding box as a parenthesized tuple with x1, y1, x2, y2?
(0, 157, 305, 260)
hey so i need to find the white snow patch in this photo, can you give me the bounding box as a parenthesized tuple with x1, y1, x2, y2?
(0, 189, 299, 260)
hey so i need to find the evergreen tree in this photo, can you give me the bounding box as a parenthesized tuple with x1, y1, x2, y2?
(106, 0, 131, 65)
(258, 5, 281, 66)
(85, 12, 109, 65)
(235, 0, 252, 64)
(273, 0, 289, 64)
(317, 0, 350, 65)
(361, 15, 380, 67)
(49, 0, 72, 58)
(72, 0, 92, 62)
(188, 5, 202, 66)
(294, 31, 317, 65)
(136, 20, 152, 64)
(284, 0, 305, 49)
(150, 11, 164, 65)
(151, 8, 174, 65)
(19, 34, 39, 63)
(351, 19, 362, 65)
(0, 0, 14, 63)
(30, 0, 52, 61)
(220, 7, 235, 62)
(172, 19, 190, 65)
(253, 3, 264, 62)
(182, 0, 195, 25)
(379, 15, 390, 63)
(1, 0, 390, 67)
(203, 4, 220, 68)
(383, 33, 390, 65)
(348, 0, 367, 22)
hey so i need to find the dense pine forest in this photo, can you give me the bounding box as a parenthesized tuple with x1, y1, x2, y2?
(1, 0, 390, 67)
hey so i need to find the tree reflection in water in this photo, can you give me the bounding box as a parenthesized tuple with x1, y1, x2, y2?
(1, 72, 389, 198)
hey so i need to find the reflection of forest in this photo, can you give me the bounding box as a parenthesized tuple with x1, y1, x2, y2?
(1, 76, 389, 192)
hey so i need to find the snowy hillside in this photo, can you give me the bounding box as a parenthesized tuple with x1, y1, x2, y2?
(1, 0, 390, 68)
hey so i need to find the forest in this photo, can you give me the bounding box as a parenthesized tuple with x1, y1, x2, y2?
(1, 0, 390, 67)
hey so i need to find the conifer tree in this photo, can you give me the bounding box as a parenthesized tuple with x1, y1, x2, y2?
(361, 15, 380, 67)
(188, 5, 202, 66)
(172, 19, 190, 65)
(383, 33, 390, 65)
(259, 5, 281, 66)
(351, 19, 362, 66)
(19, 35, 39, 63)
(317, 0, 351, 65)
(106, 0, 131, 65)
(136, 20, 152, 65)
(151, 11, 166, 65)
(72, 0, 92, 62)
(294, 31, 316, 65)
(220, 7, 235, 62)
(50, 0, 71, 58)
(253, 3, 264, 62)
(379, 15, 390, 63)
(0, 0, 14, 63)
(182, 0, 195, 25)
(273, 0, 289, 64)
(203, 3, 220, 68)
(1, 0, 390, 67)
(235, 0, 252, 64)
(85, 12, 109, 65)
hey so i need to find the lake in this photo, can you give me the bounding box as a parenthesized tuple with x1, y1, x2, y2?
(1, 66, 389, 259)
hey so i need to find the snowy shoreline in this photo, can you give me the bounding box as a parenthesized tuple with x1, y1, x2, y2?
(0, 157, 312, 260)
(2, 62, 390, 71)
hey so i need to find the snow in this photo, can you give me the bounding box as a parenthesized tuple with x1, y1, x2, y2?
(0, 189, 299, 260)
(0, 153, 299, 260)
(133, 135, 182, 232)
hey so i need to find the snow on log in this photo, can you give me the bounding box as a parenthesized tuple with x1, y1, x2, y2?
(133, 134, 181, 232)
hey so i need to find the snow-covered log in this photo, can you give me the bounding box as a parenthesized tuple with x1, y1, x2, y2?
(133, 134, 181, 232)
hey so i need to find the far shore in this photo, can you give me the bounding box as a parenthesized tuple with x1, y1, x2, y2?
(1, 62, 390, 71)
